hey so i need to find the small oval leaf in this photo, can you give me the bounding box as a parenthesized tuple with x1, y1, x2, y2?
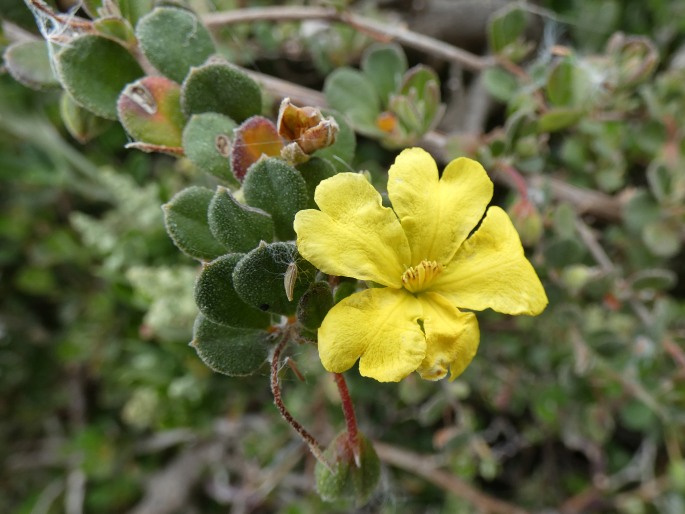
(4, 40, 59, 91)
(233, 242, 316, 316)
(163, 186, 227, 261)
(137, 7, 215, 83)
(56, 35, 143, 119)
(242, 158, 308, 241)
(181, 60, 262, 123)
(208, 187, 274, 252)
(118, 76, 186, 147)
(191, 314, 270, 376)
(195, 254, 271, 328)
(182, 112, 238, 183)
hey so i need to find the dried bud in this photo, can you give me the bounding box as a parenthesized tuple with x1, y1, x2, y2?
(277, 97, 339, 156)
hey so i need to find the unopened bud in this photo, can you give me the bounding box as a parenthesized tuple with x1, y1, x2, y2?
(315, 431, 380, 507)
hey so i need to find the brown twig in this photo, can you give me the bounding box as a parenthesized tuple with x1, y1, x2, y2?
(270, 329, 331, 471)
(202, 6, 493, 71)
(374, 442, 531, 514)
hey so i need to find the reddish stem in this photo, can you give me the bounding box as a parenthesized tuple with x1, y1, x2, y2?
(333, 372, 361, 467)
(271, 329, 331, 470)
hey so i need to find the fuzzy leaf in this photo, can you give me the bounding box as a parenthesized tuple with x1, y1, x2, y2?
(361, 43, 407, 104)
(163, 186, 226, 261)
(181, 61, 262, 123)
(208, 187, 274, 252)
(94, 16, 136, 46)
(297, 281, 334, 331)
(191, 314, 270, 376)
(233, 242, 316, 316)
(242, 158, 308, 241)
(324, 68, 381, 136)
(4, 40, 59, 91)
(137, 7, 215, 84)
(296, 157, 337, 209)
(195, 254, 271, 328)
(182, 112, 237, 183)
(56, 35, 143, 119)
(60, 92, 112, 144)
(118, 76, 186, 147)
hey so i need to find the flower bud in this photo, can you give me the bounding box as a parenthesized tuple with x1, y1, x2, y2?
(315, 431, 380, 507)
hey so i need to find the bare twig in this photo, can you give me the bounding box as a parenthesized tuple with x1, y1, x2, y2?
(129, 441, 225, 514)
(374, 442, 531, 514)
(202, 6, 493, 71)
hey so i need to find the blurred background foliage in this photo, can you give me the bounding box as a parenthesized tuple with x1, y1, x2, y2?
(1, 0, 685, 513)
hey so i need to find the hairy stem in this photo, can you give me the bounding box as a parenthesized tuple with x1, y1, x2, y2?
(333, 373, 360, 467)
(270, 330, 331, 471)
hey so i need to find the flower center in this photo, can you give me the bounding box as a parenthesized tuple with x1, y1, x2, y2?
(401, 260, 443, 293)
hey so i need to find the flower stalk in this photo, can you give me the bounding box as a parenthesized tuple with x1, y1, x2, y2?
(270, 328, 332, 471)
(333, 372, 361, 467)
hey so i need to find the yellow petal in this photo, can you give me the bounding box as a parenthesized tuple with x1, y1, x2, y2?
(432, 206, 548, 315)
(387, 148, 493, 265)
(318, 287, 426, 382)
(294, 173, 410, 287)
(416, 292, 480, 381)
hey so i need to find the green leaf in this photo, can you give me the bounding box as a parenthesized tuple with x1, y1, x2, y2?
(545, 238, 586, 268)
(242, 158, 308, 241)
(482, 67, 519, 102)
(647, 160, 685, 204)
(208, 187, 274, 252)
(118, 0, 155, 26)
(163, 186, 227, 261)
(181, 61, 262, 123)
(628, 269, 677, 292)
(642, 221, 681, 258)
(488, 4, 528, 54)
(324, 68, 381, 136)
(117, 76, 186, 147)
(537, 108, 584, 133)
(81, 0, 104, 18)
(546, 59, 575, 106)
(4, 40, 59, 91)
(136, 7, 215, 84)
(60, 92, 112, 144)
(56, 35, 143, 120)
(94, 16, 136, 46)
(195, 254, 271, 328)
(313, 109, 356, 170)
(297, 281, 334, 331)
(296, 157, 337, 208)
(233, 242, 316, 316)
(182, 112, 238, 183)
(622, 190, 661, 233)
(398, 65, 442, 130)
(361, 43, 407, 104)
(191, 314, 270, 376)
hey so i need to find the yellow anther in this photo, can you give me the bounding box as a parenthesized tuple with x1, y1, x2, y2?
(401, 260, 443, 293)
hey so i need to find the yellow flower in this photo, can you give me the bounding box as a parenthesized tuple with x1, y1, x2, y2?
(294, 148, 548, 382)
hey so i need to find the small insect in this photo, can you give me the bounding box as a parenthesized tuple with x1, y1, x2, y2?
(284, 262, 298, 301)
